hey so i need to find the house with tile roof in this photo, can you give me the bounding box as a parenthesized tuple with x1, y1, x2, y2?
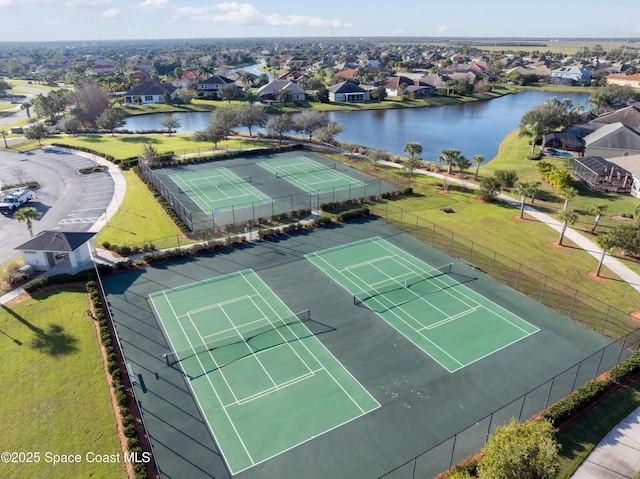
(607, 73, 640, 90)
(327, 81, 370, 102)
(257, 80, 305, 103)
(123, 79, 177, 104)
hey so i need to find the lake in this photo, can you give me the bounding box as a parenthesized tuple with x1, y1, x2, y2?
(123, 90, 590, 162)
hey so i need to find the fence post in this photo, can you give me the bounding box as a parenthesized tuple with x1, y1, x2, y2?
(448, 434, 457, 470)
(518, 395, 526, 422)
(469, 242, 475, 264)
(568, 290, 578, 319)
(514, 263, 521, 291)
(617, 334, 628, 364)
(539, 276, 547, 302)
(601, 306, 611, 335)
(490, 251, 497, 277)
(571, 362, 582, 392)
(595, 348, 607, 379)
(415, 216, 419, 237)
(544, 377, 555, 410)
(486, 413, 494, 442)
(449, 231, 454, 255)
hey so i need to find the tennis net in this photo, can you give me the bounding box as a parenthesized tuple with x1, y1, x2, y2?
(275, 163, 336, 178)
(353, 263, 453, 307)
(178, 175, 252, 193)
(163, 309, 310, 366)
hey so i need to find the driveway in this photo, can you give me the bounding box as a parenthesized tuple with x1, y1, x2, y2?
(0, 148, 114, 264)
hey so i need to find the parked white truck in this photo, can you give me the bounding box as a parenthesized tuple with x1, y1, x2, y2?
(0, 187, 33, 214)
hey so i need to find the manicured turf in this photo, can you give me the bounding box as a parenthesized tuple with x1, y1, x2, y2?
(0, 288, 126, 479)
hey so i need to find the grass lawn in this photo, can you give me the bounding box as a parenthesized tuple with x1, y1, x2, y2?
(0, 288, 126, 479)
(40, 133, 270, 161)
(96, 170, 183, 248)
(557, 376, 640, 478)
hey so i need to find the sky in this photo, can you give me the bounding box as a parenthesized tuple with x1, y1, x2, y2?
(1, 0, 640, 43)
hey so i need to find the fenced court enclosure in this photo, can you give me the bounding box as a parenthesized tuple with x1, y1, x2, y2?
(149, 269, 379, 475)
(138, 147, 397, 231)
(306, 237, 539, 373)
(101, 219, 630, 479)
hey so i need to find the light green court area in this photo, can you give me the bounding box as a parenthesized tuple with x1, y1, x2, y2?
(169, 167, 271, 213)
(259, 155, 365, 193)
(306, 237, 539, 372)
(149, 269, 379, 475)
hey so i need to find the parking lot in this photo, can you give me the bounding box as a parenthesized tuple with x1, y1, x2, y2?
(0, 148, 114, 265)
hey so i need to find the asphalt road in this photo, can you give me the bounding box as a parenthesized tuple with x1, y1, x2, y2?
(0, 148, 114, 264)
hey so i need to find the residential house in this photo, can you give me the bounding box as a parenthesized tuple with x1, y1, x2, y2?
(571, 156, 633, 194)
(606, 73, 640, 90)
(257, 80, 305, 103)
(582, 122, 640, 158)
(91, 64, 115, 75)
(605, 154, 640, 197)
(379, 76, 433, 97)
(590, 103, 640, 129)
(327, 81, 370, 103)
(548, 66, 592, 86)
(277, 71, 310, 84)
(123, 79, 177, 104)
(196, 75, 235, 97)
(171, 71, 207, 88)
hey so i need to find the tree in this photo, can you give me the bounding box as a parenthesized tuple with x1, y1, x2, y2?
(25, 123, 48, 145)
(293, 109, 329, 141)
(265, 113, 293, 142)
(21, 101, 32, 119)
(218, 83, 239, 103)
(160, 113, 181, 136)
(558, 209, 578, 246)
(596, 233, 617, 277)
(209, 105, 238, 139)
(454, 155, 471, 177)
(589, 84, 637, 113)
(589, 203, 608, 234)
(14, 207, 42, 238)
(1, 130, 7, 149)
(314, 122, 342, 144)
(235, 103, 266, 137)
(472, 154, 484, 181)
(194, 124, 226, 150)
(528, 180, 541, 204)
(520, 97, 580, 134)
(518, 121, 546, 156)
(96, 108, 127, 136)
(478, 419, 559, 479)
(0, 79, 10, 96)
(370, 149, 390, 170)
(402, 142, 423, 160)
(162, 91, 173, 105)
(477, 176, 501, 202)
(141, 143, 159, 164)
(371, 85, 387, 102)
(72, 79, 108, 126)
(177, 88, 195, 104)
(558, 186, 577, 211)
(316, 85, 329, 103)
(513, 182, 531, 219)
(276, 88, 293, 105)
(438, 149, 463, 175)
(494, 170, 519, 191)
(403, 156, 423, 182)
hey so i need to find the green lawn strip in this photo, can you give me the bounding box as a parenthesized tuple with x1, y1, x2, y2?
(95, 170, 185, 249)
(0, 288, 126, 479)
(557, 377, 640, 478)
(44, 134, 269, 161)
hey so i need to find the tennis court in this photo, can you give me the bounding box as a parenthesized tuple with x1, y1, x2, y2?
(169, 167, 271, 213)
(149, 269, 379, 475)
(306, 237, 539, 372)
(259, 156, 365, 194)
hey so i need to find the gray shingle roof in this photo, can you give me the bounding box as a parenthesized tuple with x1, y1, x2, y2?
(327, 81, 368, 94)
(125, 79, 176, 97)
(16, 231, 96, 252)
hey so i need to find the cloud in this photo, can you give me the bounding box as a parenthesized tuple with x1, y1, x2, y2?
(0, 0, 14, 6)
(132, 0, 168, 9)
(437, 24, 447, 34)
(173, 2, 352, 28)
(101, 7, 120, 17)
(64, 0, 110, 6)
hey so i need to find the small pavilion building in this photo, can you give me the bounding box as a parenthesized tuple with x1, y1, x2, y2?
(15, 231, 97, 273)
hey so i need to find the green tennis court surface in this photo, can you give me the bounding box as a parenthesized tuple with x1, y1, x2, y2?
(306, 237, 539, 372)
(149, 269, 379, 475)
(260, 156, 365, 193)
(169, 167, 271, 213)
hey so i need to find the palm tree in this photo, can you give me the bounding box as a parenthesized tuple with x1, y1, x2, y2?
(558, 186, 578, 211)
(21, 101, 32, 119)
(472, 154, 484, 181)
(588, 203, 608, 234)
(528, 180, 541, 204)
(595, 233, 617, 277)
(14, 207, 42, 238)
(557, 209, 578, 246)
(513, 182, 530, 219)
(454, 155, 471, 177)
(1, 130, 7, 149)
(438, 149, 462, 175)
(402, 142, 422, 160)
(518, 122, 545, 156)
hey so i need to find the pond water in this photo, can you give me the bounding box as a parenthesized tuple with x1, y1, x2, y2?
(123, 90, 590, 162)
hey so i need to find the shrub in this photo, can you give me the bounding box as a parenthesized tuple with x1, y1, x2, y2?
(477, 177, 501, 202)
(493, 170, 519, 190)
(123, 424, 137, 438)
(541, 378, 613, 426)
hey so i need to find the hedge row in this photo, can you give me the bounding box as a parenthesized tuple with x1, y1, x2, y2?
(319, 188, 412, 213)
(86, 281, 151, 479)
(49, 143, 118, 164)
(336, 206, 370, 222)
(23, 270, 96, 293)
